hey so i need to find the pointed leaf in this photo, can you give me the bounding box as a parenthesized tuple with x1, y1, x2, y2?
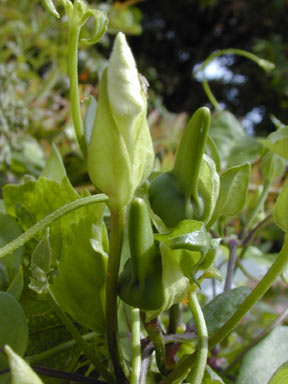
(259, 126, 288, 160)
(236, 327, 288, 384)
(0, 292, 28, 370)
(40, 0, 60, 18)
(41, 143, 67, 184)
(5, 345, 44, 384)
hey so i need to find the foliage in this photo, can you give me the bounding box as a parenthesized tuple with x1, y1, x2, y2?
(1, 1, 288, 384)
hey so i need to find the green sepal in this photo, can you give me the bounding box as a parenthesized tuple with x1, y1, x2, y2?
(118, 198, 163, 310)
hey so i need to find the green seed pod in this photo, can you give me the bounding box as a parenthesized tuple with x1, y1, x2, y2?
(88, 33, 154, 209)
(118, 198, 163, 310)
(149, 107, 219, 227)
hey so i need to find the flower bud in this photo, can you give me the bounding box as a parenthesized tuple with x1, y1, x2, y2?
(88, 32, 154, 208)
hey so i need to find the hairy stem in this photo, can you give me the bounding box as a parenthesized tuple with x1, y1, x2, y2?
(48, 288, 115, 383)
(0, 194, 108, 260)
(188, 290, 208, 384)
(106, 207, 127, 382)
(130, 308, 141, 384)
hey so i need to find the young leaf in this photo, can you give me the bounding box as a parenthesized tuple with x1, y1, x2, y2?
(0, 292, 28, 370)
(41, 143, 67, 184)
(236, 327, 288, 384)
(5, 345, 44, 384)
(268, 361, 288, 384)
(259, 126, 288, 161)
(40, 0, 60, 18)
(260, 151, 286, 183)
(274, 182, 288, 232)
(208, 163, 250, 226)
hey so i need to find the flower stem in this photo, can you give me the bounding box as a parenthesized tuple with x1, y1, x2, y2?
(130, 307, 141, 384)
(48, 288, 115, 383)
(188, 289, 208, 384)
(68, 21, 87, 158)
(0, 194, 108, 260)
(244, 181, 270, 233)
(106, 207, 127, 382)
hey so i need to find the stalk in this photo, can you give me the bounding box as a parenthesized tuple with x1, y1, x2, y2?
(106, 207, 127, 382)
(130, 308, 141, 384)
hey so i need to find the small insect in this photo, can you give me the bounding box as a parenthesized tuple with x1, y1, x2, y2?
(138, 73, 149, 96)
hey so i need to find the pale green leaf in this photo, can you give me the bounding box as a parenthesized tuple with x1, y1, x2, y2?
(41, 143, 67, 184)
(260, 151, 286, 183)
(259, 127, 288, 160)
(84, 96, 97, 145)
(236, 326, 288, 384)
(5, 345, 44, 384)
(6, 266, 24, 300)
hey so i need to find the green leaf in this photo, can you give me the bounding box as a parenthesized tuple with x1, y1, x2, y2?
(268, 361, 288, 384)
(274, 182, 288, 232)
(202, 365, 225, 383)
(40, 0, 60, 18)
(41, 143, 67, 184)
(259, 126, 288, 161)
(209, 163, 250, 225)
(201, 287, 251, 338)
(236, 326, 288, 384)
(5, 345, 44, 384)
(50, 202, 107, 333)
(80, 9, 108, 45)
(260, 151, 286, 183)
(84, 95, 97, 145)
(6, 266, 24, 300)
(0, 292, 28, 370)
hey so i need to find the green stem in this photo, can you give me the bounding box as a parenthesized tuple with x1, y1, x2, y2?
(48, 288, 115, 383)
(167, 304, 180, 334)
(141, 314, 168, 376)
(161, 234, 288, 383)
(244, 181, 270, 233)
(187, 290, 208, 384)
(26, 332, 97, 364)
(0, 194, 108, 259)
(68, 21, 87, 158)
(106, 207, 127, 382)
(130, 308, 141, 384)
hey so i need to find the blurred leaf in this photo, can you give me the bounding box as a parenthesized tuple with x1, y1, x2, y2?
(80, 9, 109, 45)
(202, 365, 225, 383)
(236, 327, 288, 384)
(40, 0, 60, 18)
(274, 182, 288, 232)
(260, 151, 286, 183)
(84, 95, 97, 145)
(209, 163, 250, 225)
(259, 127, 288, 161)
(109, 5, 142, 35)
(50, 203, 107, 333)
(41, 143, 67, 184)
(0, 292, 28, 370)
(5, 345, 44, 384)
(268, 361, 288, 384)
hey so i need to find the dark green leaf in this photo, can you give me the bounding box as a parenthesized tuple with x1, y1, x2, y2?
(0, 292, 28, 370)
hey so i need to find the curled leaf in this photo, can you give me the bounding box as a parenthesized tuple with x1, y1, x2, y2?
(41, 0, 60, 18)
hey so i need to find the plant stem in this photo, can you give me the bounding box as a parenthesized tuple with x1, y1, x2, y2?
(130, 308, 141, 384)
(161, 234, 288, 383)
(26, 332, 96, 364)
(224, 237, 239, 291)
(141, 314, 168, 376)
(48, 288, 115, 383)
(188, 290, 208, 384)
(167, 304, 180, 334)
(68, 21, 87, 158)
(106, 207, 127, 382)
(0, 194, 108, 259)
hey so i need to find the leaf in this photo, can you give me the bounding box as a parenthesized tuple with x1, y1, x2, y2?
(200, 287, 251, 338)
(0, 292, 28, 370)
(5, 345, 44, 384)
(80, 9, 108, 45)
(268, 361, 288, 384)
(209, 163, 250, 225)
(202, 365, 225, 383)
(260, 151, 286, 183)
(259, 126, 288, 161)
(41, 143, 67, 184)
(236, 326, 288, 384)
(50, 203, 107, 333)
(6, 266, 24, 300)
(84, 95, 97, 145)
(40, 0, 60, 18)
(274, 182, 288, 232)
